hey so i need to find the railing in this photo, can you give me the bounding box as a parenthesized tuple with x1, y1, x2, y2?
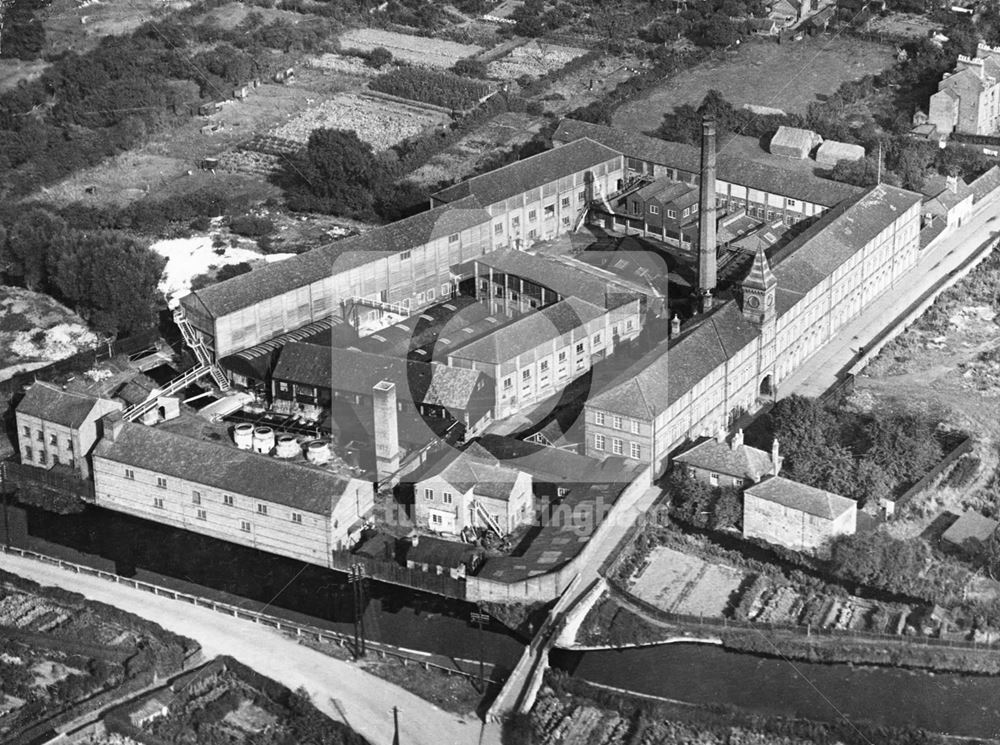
(121, 364, 213, 422)
(172, 307, 228, 391)
(329, 550, 467, 600)
(603, 576, 999, 652)
(0, 545, 492, 681)
(346, 296, 410, 317)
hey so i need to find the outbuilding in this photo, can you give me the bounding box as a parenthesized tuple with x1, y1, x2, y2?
(769, 126, 822, 159)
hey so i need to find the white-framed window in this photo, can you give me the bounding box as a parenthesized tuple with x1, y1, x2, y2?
(613, 415, 623, 430)
(612, 438, 623, 455)
(240, 520, 251, 532)
(503, 377, 512, 390)
(540, 360, 549, 372)
(667, 209, 677, 219)
(709, 472, 719, 486)
(575, 342, 584, 354)
(787, 199, 797, 207)
(594, 434, 606, 451)
(528, 209, 537, 222)
(649, 205, 659, 214)
(156, 477, 167, 489)
(417, 291, 425, 304)
(448, 233, 459, 243)
(125, 468, 135, 480)
(443, 492, 453, 504)
(561, 196, 570, 207)
(431, 514, 442, 525)
(494, 223, 504, 235)
(441, 283, 451, 296)
(427, 288, 436, 301)
(197, 509, 207, 520)
(153, 497, 164, 509)
(631, 420, 640, 434)
(23, 446, 31, 461)
(558, 351, 567, 362)
(223, 495, 234, 506)
(630, 442, 641, 459)
(593, 333, 602, 345)
(292, 512, 302, 523)
(400, 250, 411, 260)
(192, 491, 201, 505)
(424, 488, 434, 501)
(557, 487, 569, 497)
(595, 412, 606, 426)
(512, 215, 520, 227)
(257, 504, 267, 515)
(522, 369, 531, 380)
(578, 190, 586, 203)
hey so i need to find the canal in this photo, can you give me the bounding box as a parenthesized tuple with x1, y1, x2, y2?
(551, 644, 1000, 739)
(1, 502, 525, 669)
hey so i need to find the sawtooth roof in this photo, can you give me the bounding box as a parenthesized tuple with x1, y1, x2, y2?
(447, 296, 605, 366)
(94, 422, 360, 515)
(17, 382, 111, 429)
(745, 475, 855, 520)
(552, 119, 863, 207)
(674, 436, 774, 480)
(431, 138, 621, 207)
(272, 343, 486, 411)
(181, 197, 490, 319)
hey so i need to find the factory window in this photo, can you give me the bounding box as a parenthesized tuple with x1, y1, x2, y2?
(630, 442, 641, 459)
(125, 469, 135, 480)
(36, 431, 43, 442)
(540, 360, 549, 373)
(558, 351, 567, 362)
(154, 498, 164, 509)
(594, 434, 606, 451)
(522, 369, 531, 381)
(595, 412, 605, 426)
(22, 426, 29, 437)
(561, 196, 570, 207)
(257, 504, 267, 515)
(400, 250, 411, 260)
(223, 495, 234, 506)
(612, 438, 623, 455)
(667, 209, 677, 219)
(448, 233, 459, 243)
(682, 208, 690, 218)
(575, 342, 585, 354)
(424, 488, 434, 500)
(649, 205, 659, 215)
(593, 332, 602, 345)
(494, 223, 503, 235)
(66, 439, 73, 452)
(240, 520, 251, 532)
(787, 199, 797, 207)
(613, 415, 622, 430)
(431, 514, 442, 525)
(528, 209, 537, 222)
(192, 491, 201, 505)
(503, 377, 512, 390)
(197, 509, 207, 520)
(561, 216, 570, 226)
(443, 492, 453, 504)
(292, 512, 302, 523)
(631, 420, 640, 434)
(156, 477, 167, 489)
(544, 205, 555, 218)
(23, 447, 31, 461)
(49, 434, 57, 446)
(578, 190, 586, 203)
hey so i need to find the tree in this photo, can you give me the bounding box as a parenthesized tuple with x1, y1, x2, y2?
(367, 46, 393, 69)
(452, 58, 487, 78)
(850, 457, 893, 507)
(286, 128, 390, 218)
(693, 15, 740, 48)
(666, 469, 715, 527)
(865, 411, 942, 486)
(712, 486, 743, 530)
(5, 208, 68, 290)
(827, 156, 880, 187)
(769, 395, 836, 482)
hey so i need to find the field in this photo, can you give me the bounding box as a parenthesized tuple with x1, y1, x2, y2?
(0, 59, 48, 92)
(407, 111, 545, 187)
(865, 12, 942, 39)
(306, 53, 380, 77)
(613, 36, 895, 134)
(42, 0, 194, 55)
(271, 92, 451, 151)
(339, 28, 482, 68)
(487, 40, 588, 80)
(628, 546, 745, 617)
(538, 53, 644, 117)
(0, 287, 98, 381)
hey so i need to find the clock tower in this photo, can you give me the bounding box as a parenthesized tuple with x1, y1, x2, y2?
(741, 245, 776, 325)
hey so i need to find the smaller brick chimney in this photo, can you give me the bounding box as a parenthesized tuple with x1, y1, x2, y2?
(731, 428, 744, 451)
(771, 438, 782, 475)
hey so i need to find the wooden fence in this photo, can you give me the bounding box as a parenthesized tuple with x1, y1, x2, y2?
(329, 550, 467, 600)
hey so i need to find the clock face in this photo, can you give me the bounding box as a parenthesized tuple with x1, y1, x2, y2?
(747, 295, 761, 309)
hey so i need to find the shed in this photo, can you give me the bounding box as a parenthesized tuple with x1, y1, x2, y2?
(942, 511, 998, 553)
(815, 140, 866, 168)
(769, 126, 822, 159)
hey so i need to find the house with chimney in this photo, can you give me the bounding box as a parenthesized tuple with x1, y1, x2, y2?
(927, 44, 1000, 137)
(743, 475, 857, 556)
(673, 430, 781, 488)
(620, 178, 701, 247)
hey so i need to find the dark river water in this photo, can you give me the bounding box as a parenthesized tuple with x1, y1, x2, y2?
(551, 644, 1000, 739)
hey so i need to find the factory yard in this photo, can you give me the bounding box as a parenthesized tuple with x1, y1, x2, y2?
(613, 36, 895, 134)
(339, 28, 482, 68)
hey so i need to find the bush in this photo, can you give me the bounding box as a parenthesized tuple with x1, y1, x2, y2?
(228, 214, 274, 237)
(367, 46, 393, 69)
(370, 67, 492, 110)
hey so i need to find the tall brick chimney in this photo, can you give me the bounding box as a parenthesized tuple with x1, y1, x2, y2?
(698, 116, 718, 313)
(372, 381, 399, 482)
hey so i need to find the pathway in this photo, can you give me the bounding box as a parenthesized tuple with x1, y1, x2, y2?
(0, 552, 499, 745)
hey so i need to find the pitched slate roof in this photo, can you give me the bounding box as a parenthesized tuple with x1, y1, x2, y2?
(94, 422, 360, 515)
(17, 382, 106, 429)
(447, 297, 605, 366)
(182, 197, 490, 319)
(431, 138, 621, 207)
(552, 119, 863, 207)
(770, 126, 821, 157)
(635, 179, 694, 204)
(674, 436, 774, 480)
(970, 166, 1000, 203)
(476, 434, 642, 485)
(419, 444, 522, 501)
(588, 302, 760, 419)
(745, 475, 855, 520)
(942, 511, 999, 547)
(273, 343, 485, 410)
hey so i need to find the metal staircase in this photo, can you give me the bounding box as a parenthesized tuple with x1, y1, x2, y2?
(473, 500, 505, 538)
(173, 306, 229, 391)
(122, 364, 215, 422)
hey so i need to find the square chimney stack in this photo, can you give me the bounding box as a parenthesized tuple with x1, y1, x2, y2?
(698, 115, 718, 313)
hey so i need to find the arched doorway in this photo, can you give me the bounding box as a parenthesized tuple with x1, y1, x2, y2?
(759, 374, 773, 397)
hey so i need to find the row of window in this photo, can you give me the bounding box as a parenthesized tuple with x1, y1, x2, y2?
(424, 488, 454, 504)
(151, 495, 305, 524)
(23, 428, 73, 451)
(593, 435, 642, 459)
(593, 412, 641, 434)
(24, 447, 74, 469)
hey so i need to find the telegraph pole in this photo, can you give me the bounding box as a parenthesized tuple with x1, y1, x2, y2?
(392, 705, 400, 745)
(348, 563, 366, 657)
(470, 609, 490, 691)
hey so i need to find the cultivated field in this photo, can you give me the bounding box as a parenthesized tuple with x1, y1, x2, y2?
(306, 53, 379, 77)
(270, 92, 450, 151)
(339, 28, 482, 68)
(865, 12, 942, 39)
(487, 40, 588, 80)
(613, 36, 895, 133)
(629, 546, 745, 617)
(407, 111, 546, 187)
(540, 53, 644, 117)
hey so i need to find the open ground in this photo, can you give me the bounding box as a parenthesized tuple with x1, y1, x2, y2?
(42, 0, 194, 55)
(613, 36, 896, 134)
(628, 546, 745, 617)
(0, 287, 98, 380)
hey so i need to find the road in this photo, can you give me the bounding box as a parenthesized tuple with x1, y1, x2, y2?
(0, 552, 497, 745)
(779, 197, 1000, 398)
